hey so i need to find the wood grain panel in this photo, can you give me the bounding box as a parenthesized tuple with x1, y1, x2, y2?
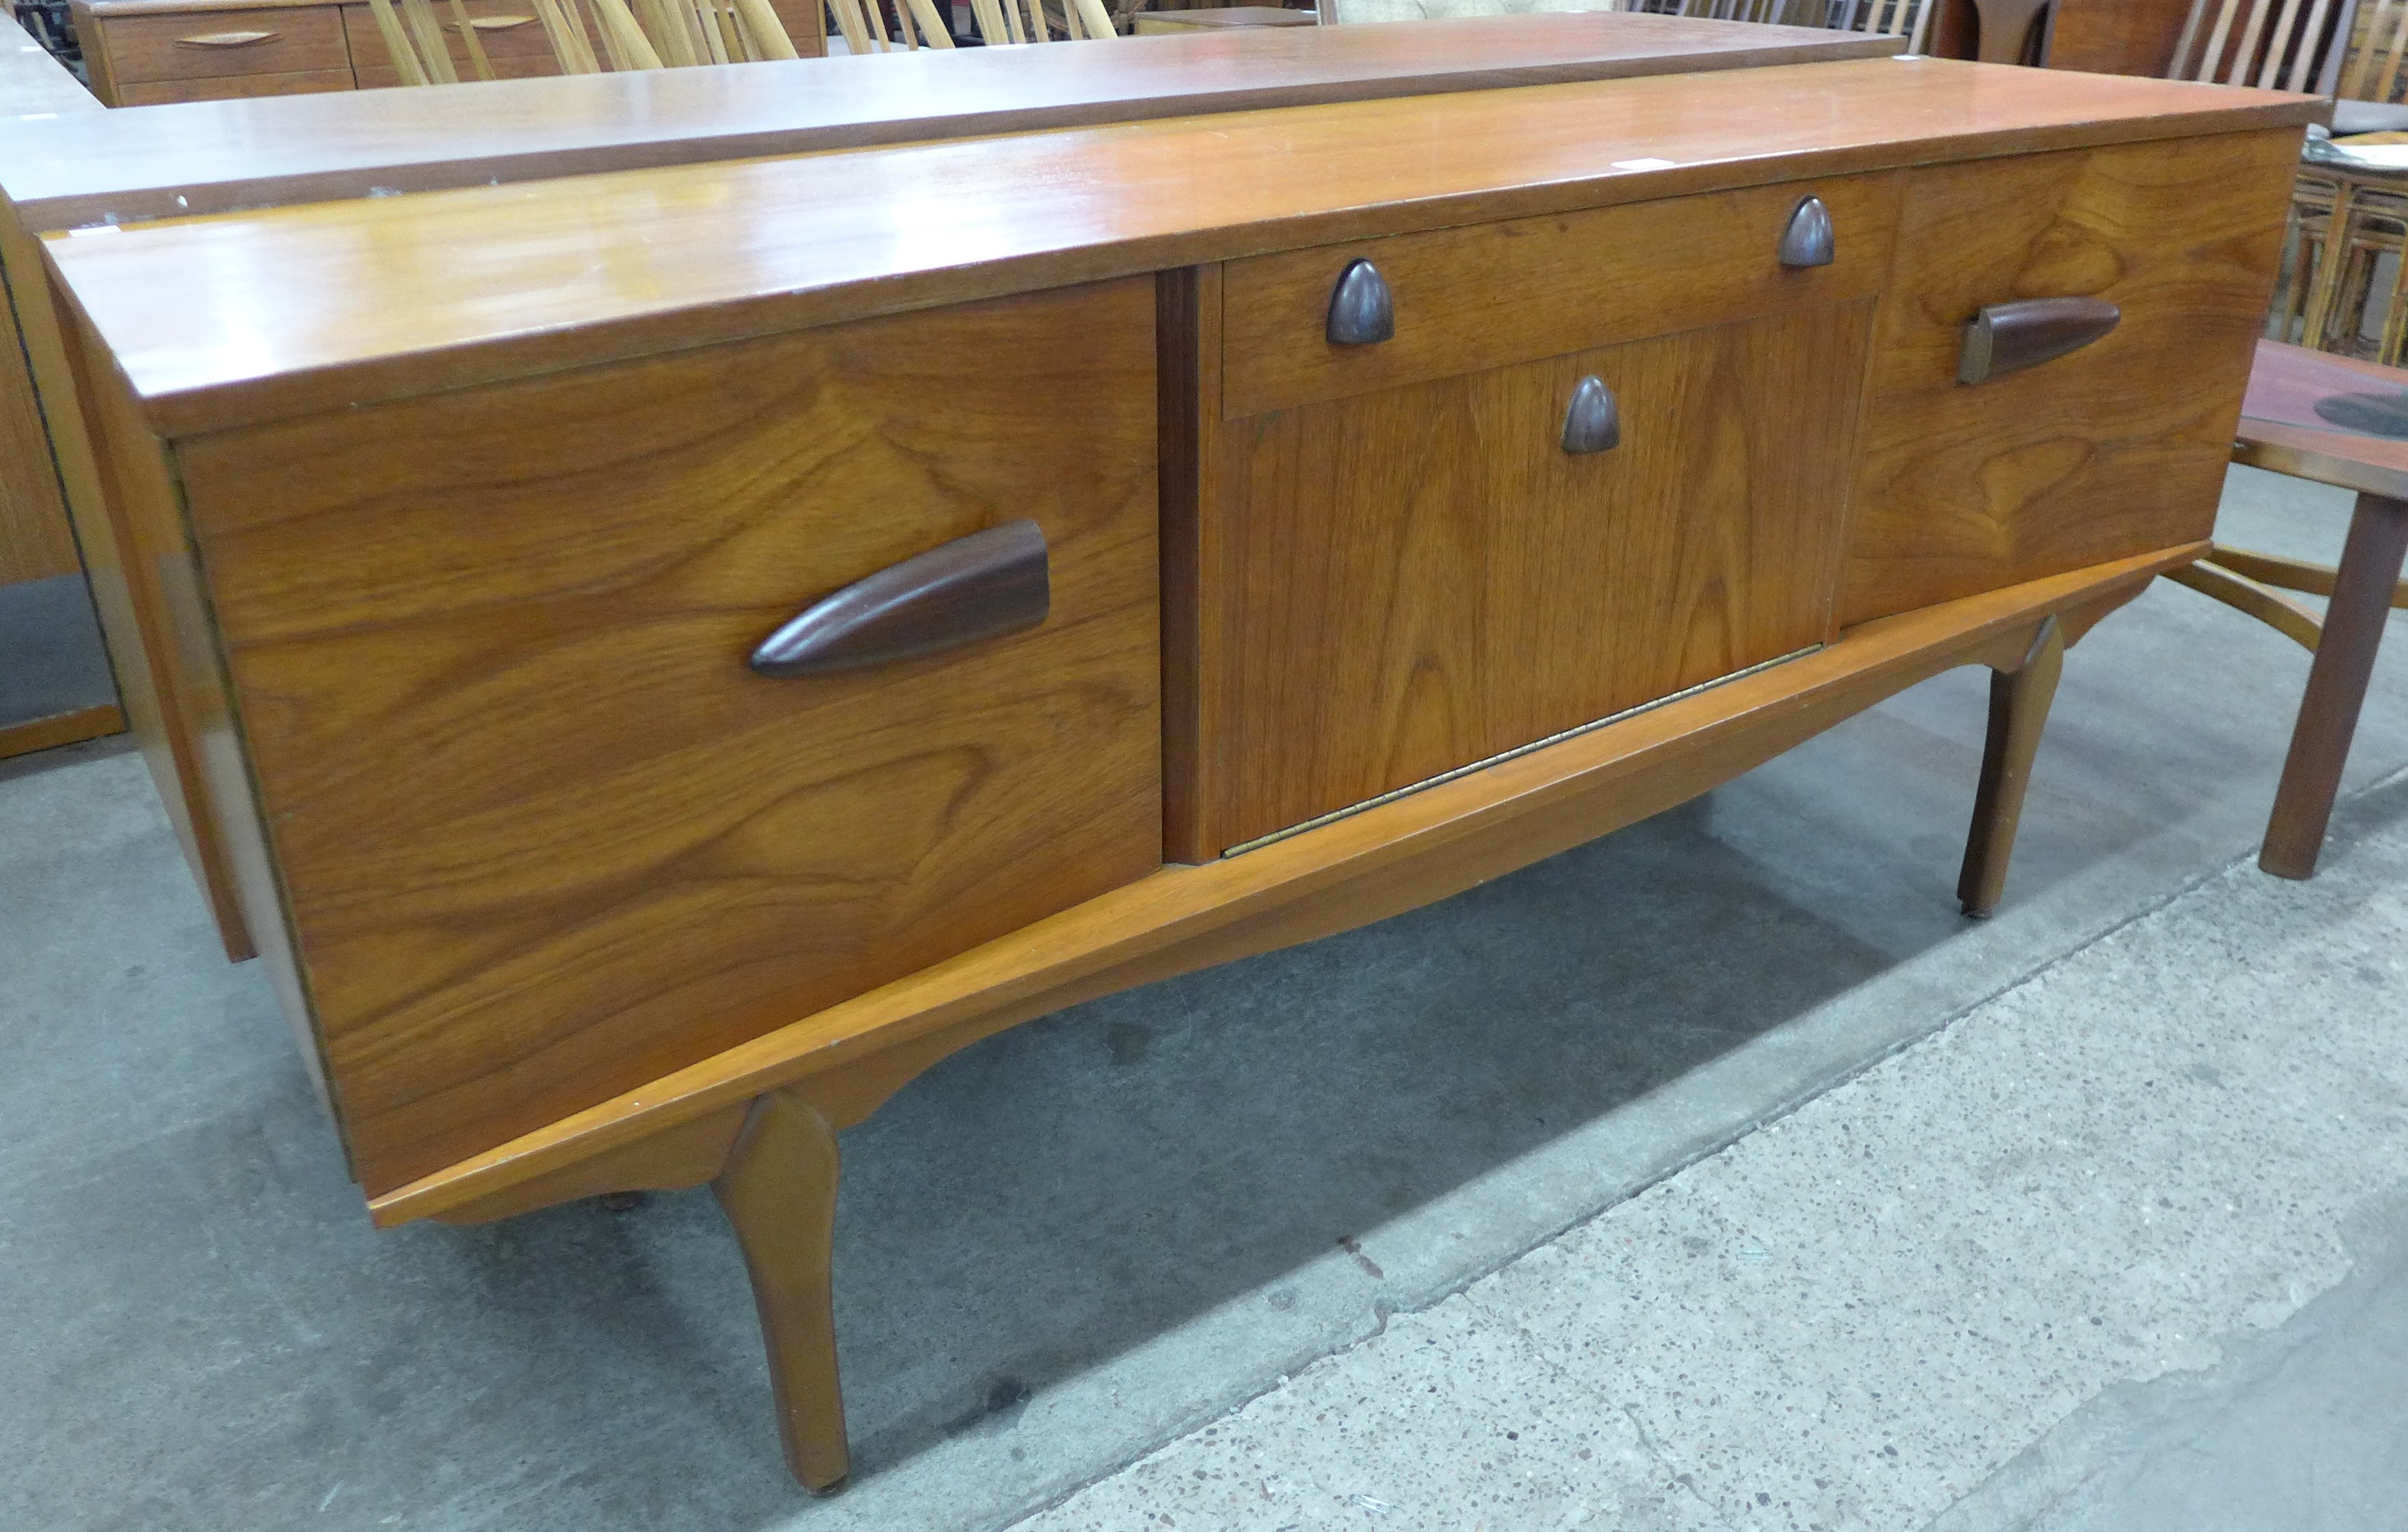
(1196, 299, 1875, 854)
(1840, 129, 2301, 626)
(1222, 173, 1900, 420)
(170, 279, 1164, 1196)
(371, 546, 2195, 1228)
(100, 3, 350, 82)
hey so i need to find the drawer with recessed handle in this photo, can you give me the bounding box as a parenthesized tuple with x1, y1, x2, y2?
(1218, 172, 1901, 422)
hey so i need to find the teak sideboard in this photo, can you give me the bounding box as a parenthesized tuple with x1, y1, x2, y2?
(41, 57, 2317, 1488)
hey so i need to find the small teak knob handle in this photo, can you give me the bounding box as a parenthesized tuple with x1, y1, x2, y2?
(1779, 195, 1835, 269)
(1561, 375, 1621, 455)
(1326, 259, 1395, 347)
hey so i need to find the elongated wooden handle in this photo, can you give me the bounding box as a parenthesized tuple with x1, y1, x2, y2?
(750, 520, 1049, 677)
(1957, 297, 2121, 385)
(176, 28, 278, 44)
(450, 14, 538, 29)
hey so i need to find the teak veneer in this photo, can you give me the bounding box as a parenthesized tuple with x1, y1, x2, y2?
(42, 58, 2318, 1489)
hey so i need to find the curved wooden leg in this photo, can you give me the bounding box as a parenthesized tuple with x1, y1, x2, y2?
(2262, 492, 2408, 881)
(1957, 615, 2065, 919)
(713, 1089, 850, 1494)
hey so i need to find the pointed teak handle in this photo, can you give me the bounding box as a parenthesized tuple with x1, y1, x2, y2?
(749, 520, 1049, 678)
(1957, 297, 2121, 385)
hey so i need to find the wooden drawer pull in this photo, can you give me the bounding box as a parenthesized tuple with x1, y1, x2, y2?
(176, 28, 279, 45)
(749, 520, 1049, 677)
(1778, 195, 1835, 268)
(452, 14, 538, 29)
(1957, 297, 2121, 385)
(1561, 375, 1620, 455)
(1326, 259, 1394, 347)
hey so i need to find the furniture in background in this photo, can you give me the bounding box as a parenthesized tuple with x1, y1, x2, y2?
(2164, 342, 2408, 877)
(1136, 5, 1313, 34)
(362, 0, 802, 80)
(71, 0, 826, 103)
(40, 57, 2312, 1488)
(0, 7, 118, 763)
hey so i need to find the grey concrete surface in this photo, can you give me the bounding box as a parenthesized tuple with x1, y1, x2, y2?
(0, 572, 116, 728)
(1, 464, 2404, 1531)
(1022, 770, 2408, 1532)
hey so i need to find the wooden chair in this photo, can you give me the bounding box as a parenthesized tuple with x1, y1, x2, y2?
(2164, 341, 2408, 877)
(1665, 0, 1932, 53)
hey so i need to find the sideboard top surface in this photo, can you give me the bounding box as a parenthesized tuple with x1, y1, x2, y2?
(49, 56, 2322, 438)
(0, 11, 1899, 233)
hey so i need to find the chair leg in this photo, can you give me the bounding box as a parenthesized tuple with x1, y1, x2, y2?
(1958, 615, 2065, 919)
(714, 1089, 850, 1494)
(2261, 492, 2408, 880)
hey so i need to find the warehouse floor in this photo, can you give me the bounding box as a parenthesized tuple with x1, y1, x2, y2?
(4, 464, 2405, 1532)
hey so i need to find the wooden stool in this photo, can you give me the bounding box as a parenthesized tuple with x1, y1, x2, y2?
(2167, 341, 2408, 878)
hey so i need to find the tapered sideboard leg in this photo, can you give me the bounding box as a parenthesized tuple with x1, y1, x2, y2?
(713, 1089, 850, 1494)
(2260, 492, 2408, 881)
(1957, 615, 2065, 919)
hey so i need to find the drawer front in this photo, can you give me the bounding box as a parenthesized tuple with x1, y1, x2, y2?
(117, 66, 354, 102)
(101, 4, 351, 83)
(355, 50, 556, 88)
(172, 279, 1163, 1196)
(1840, 130, 2301, 626)
(1201, 298, 1874, 854)
(1221, 173, 1899, 421)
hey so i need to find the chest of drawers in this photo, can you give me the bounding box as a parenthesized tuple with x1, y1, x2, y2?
(40, 57, 2316, 1488)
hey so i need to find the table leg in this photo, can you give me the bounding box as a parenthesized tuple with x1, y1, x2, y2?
(1958, 615, 2065, 919)
(714, 1089, 850, 1494)
(2260, 492, 2408, 880)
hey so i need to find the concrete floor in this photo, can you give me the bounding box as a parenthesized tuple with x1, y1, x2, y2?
(3, 464, 2405, 1531)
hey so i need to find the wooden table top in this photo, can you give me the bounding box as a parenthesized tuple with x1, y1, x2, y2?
(0, 12, 1900, 232)
(1140, 8, 1319, 26)
(48, 57, 2322, 438)
(2236, 340, 2408, 503)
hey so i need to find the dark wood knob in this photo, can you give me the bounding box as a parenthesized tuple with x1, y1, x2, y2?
(1957, 297, 2121, 385)
(1779, 196, 1834, 268)
(1561, 375, 1621, 455)
(749, 520, 1049, 677)
(1326, 259, 1395, 347)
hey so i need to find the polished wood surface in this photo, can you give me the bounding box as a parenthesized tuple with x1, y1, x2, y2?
(2262, 491, 2408, 877)
(367, 544, 2201, 1227)
(1218, 172, 1901, 420)
(2234, 340, 2408, 501)
(170, 280, 1162, 1195)
(1196, 300, 1874, 853)
(0, 12, 1899, 233)
(46, 60, 2322, 438)
(1840, 129, 2301, 626)
(1956, 615, 2063, 918)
